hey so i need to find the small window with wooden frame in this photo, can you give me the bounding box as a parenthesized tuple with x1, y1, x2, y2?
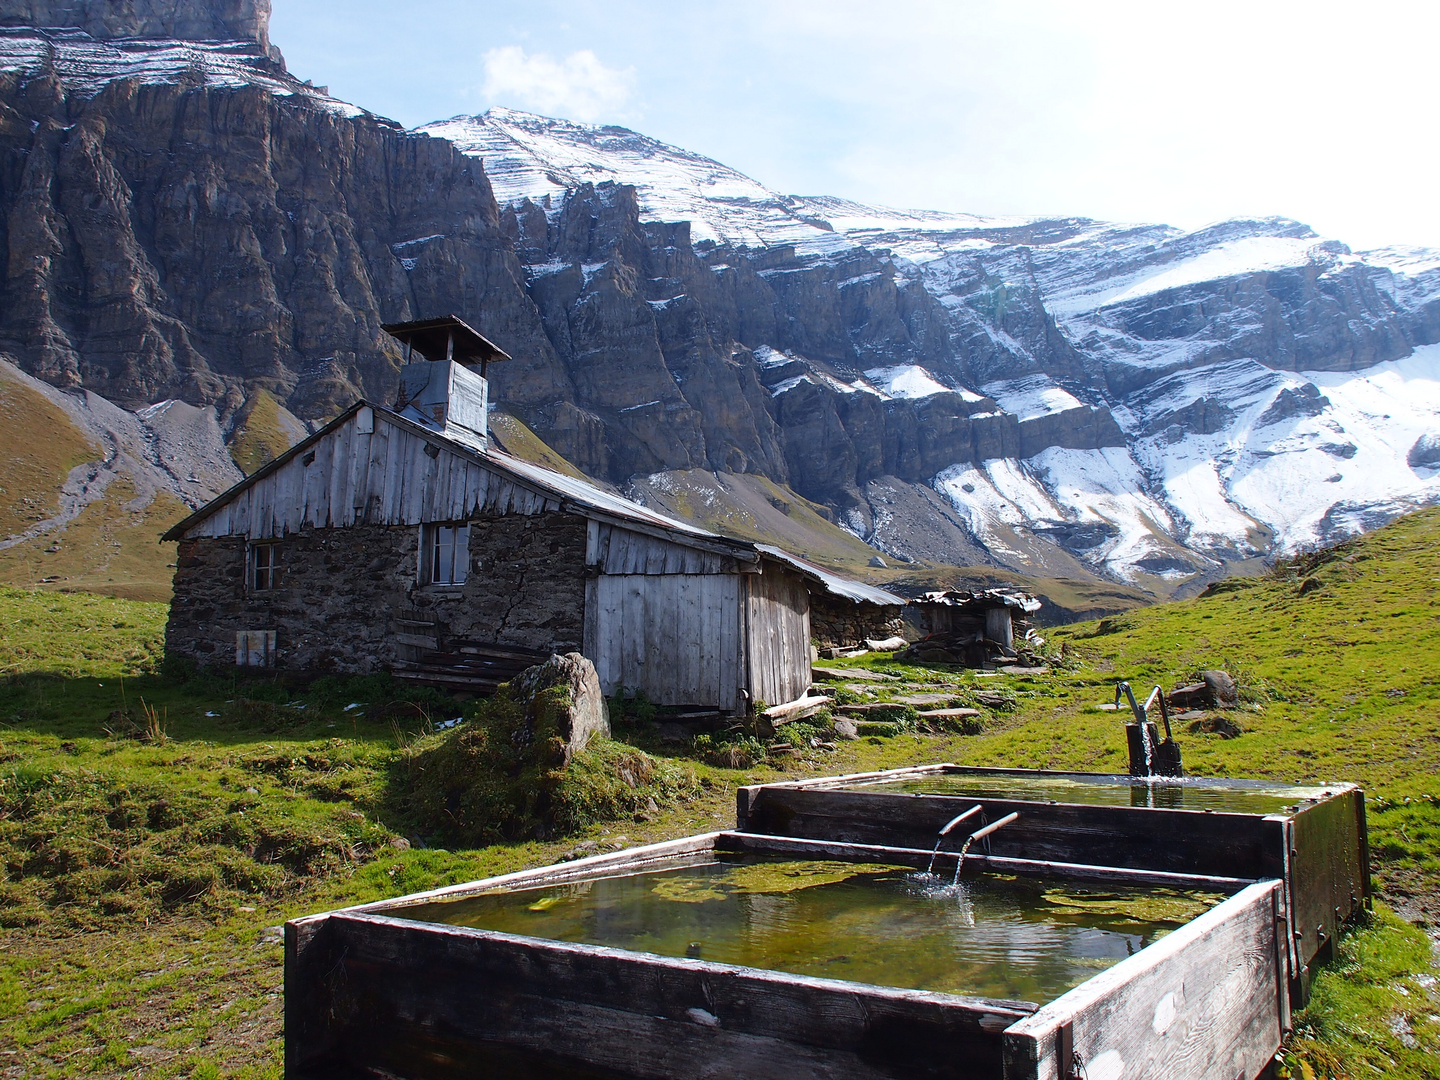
(420, 523, 469, 586)
(248, 541, 281, 592)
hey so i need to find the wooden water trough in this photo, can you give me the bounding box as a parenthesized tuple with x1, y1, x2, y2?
(736, 764, 1369, 1007)
(287, 826, 1295, 1080)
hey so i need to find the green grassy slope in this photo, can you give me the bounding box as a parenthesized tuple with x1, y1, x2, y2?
(2, 511, 1439, 1076)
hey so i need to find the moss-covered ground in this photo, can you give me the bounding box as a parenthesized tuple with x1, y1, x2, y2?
(3, 508, 1440, 1077)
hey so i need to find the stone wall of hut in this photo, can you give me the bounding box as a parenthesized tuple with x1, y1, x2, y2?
(808, 595, 904, 649)
(167, 511, 588, 673)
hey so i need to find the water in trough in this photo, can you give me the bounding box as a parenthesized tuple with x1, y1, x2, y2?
(839, 771, 1330, 813)
(397, 855, 1226, 1004)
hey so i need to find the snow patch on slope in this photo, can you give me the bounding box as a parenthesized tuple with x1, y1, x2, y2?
(1124, 350, 1440, 556)
(421, 109, 853, 256)
(934, 449, 1184, 580)
(1046, 235, 1329, 316)
(0, 28, 366, 116)
(864, 365, 955, 400)
(980, 375, 1084, 421)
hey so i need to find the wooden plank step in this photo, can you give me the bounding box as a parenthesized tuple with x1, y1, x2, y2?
(393, 670, 503, 689)
(447, 641, 550, 662)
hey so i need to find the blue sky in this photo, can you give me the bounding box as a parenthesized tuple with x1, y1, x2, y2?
(270, 1, 1440, 249)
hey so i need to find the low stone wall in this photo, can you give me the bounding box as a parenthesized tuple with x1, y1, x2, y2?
(808, 594, 904, 649)
(167, 511, 588, 674)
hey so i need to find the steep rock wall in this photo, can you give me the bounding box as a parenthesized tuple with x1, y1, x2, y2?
(0, 0, 276, 53)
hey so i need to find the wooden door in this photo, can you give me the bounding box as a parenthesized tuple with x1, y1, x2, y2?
(589, 574, 742, 711)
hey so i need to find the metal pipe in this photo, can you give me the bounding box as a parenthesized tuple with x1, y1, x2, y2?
(937, 805, 984, 837)
(1114, 681, 1144, 724)
(1143, 685, 1162, 714)
(965, 812, 1019, 844)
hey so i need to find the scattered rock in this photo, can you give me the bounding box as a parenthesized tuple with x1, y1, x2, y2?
(388, 836, 411, 851)
(972, 692, 1016, 710)
(510, 652, 611, 762)
(868, 555, 887, 568)
(832, 718, 860, 740)
(1188, 716, 1244, 739)
(1297, 576, 1324, 595)
(1409, 433, 1440, 470)
(563, 840, 600, 861)
(1201, 670, 1239, 707)
(1256, 383, 1330, 427)
(257, 926, 283, 946)
(1168, 670, 1238, 710)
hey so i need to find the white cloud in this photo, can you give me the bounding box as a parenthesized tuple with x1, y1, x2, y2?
(480, 45, 636, 122)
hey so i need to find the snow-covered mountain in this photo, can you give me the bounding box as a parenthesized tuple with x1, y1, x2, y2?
(424, 109, 1440, 587)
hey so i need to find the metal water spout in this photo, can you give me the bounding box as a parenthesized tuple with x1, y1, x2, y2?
(951, 812, 1020, 885)
(925, 805, 983, 874)
(1115, 680, 1183, 778)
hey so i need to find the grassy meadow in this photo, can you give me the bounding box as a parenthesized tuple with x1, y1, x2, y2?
(2, 509, 1440, 1078)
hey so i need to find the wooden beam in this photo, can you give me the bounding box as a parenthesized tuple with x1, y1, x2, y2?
(763, 694, 830, 722)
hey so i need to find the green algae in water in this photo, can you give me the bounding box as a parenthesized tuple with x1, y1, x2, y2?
(722, 859, 900, 895)
(845, 771, 1329, 814)
(400, 856, 1227, 1005)
(1040, 887, 1226, 924)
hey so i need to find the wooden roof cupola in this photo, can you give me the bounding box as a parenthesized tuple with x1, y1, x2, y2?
(382, 315, 511, 451)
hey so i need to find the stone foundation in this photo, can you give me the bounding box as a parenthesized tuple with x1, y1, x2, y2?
(808, 595, 904, 650)
(167, 512, 588, 674)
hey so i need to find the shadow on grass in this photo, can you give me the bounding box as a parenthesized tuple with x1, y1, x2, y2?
(0, 669, 463, 748)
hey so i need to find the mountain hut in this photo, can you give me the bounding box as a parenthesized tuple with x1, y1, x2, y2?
(162, 317, 903, 713)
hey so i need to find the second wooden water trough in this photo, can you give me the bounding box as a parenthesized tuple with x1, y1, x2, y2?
(736, 764, 1369, 1006)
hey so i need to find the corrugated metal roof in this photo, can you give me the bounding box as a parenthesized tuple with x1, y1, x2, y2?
(755, 544, 906, 607)
(480, 441, 733, 544)
(915, 588, 1042, 614)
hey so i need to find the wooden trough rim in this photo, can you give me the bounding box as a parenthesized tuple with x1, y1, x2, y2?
(300, 829, 1261, 933)
(756, 762, 1355, 804)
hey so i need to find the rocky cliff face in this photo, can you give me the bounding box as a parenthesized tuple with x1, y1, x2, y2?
(2, 6, 1439, 594)
(0, 0, 274, 53)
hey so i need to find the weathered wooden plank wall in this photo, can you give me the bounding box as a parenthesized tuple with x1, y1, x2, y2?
(736, 787, 1289, 882)
(587, 521, 734, 575)
(592, 573, 743, 710)
(183, 410, 562, 540)
(1002, 881, 1287, 1080)
(746, 562, 811, 707)
(286, 911, 1031, 1080)
(1286, 788, 1367, 998)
